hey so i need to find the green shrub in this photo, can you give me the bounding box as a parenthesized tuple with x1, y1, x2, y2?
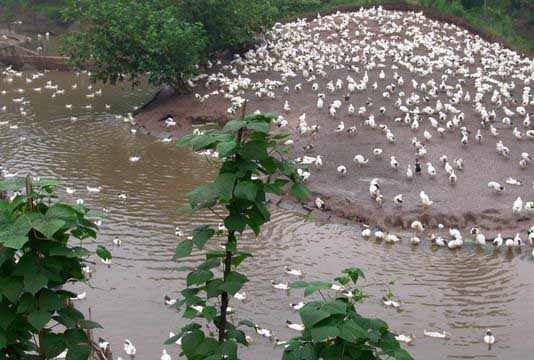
(0, 177, 111, 358)
(62, 0, 207, 90)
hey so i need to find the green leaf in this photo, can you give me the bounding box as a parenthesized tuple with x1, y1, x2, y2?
(182, 331, 205, 357)
(1, 234, 28, 250)
(224, 214, 247, 233)
(43, 333, 67, 358)
(25, 272, 48, 295)
(339, 320, 369, 342)
(223, 119, 245, 132)
(66, 344, 91, 360)
(192, 226, 215, 250)
(78, 320, 102, 329)
(216, 141, 237, 158)
(290, 281, 308, 289)
(202, 306, 217, 322)
(291, 183, 310, 202)
(173, 239, 193, 260)
(214, 173, 236, 201)
(238, 319, 255, 328)
(310, 326, 339, 342)
(246, 121, 270, 133)
(197, 259, 220, 271)
(0, 303, 16, 330)
(0, 276, 23, 302)
(188, 183, 218, 211)
(49, 246, 91, 258)
(300, 306, 330, 328)
(28, 310, 52, 331)
(343, 268, 365, 283)
(96, 245, 112, 260)
(234, 181, 257, 201)
(187, 270, 213, 286)
(26, 212, 65, 239)
(39, 290, 63, 311)
(191, 134, 218, 152)
(176, 133, 196, 147)
(239, 141, 267, 160)
(218, 271, 248, 295)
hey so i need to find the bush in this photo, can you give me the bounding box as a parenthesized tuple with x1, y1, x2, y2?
(62, 0, 207, 90)
(179, 0, 278, 53)
(0, 177, 111, 359)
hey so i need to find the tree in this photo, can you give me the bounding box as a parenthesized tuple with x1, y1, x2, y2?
(179, 0, 278, 54)
(170, 110, 310, 358)
(62, 0, 207, 90)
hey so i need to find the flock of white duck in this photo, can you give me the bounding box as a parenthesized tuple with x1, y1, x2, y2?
(2, 7, 533, 357)
(186, 7, 534, 256)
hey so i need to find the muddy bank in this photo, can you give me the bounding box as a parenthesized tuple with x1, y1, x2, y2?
(134, 8, 534, 238)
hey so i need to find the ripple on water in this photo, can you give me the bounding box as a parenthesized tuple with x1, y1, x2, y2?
(1, 70, 534, 359)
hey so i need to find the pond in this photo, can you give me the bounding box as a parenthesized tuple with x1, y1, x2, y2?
(1, 69, 533, 359)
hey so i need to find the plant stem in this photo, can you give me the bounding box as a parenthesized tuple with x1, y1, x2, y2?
(218, 230, 235, 342)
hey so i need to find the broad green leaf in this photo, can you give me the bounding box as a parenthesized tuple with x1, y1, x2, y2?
(234, 181, 257, 202)
(1, 234, 28, 250)
(96, 245, 112, 260)
(0, 303, 16, 330)
(191, 134, 218, 152)
(78, 320, 102, 329)
(25, 272, 48, 295)
(173, 239, 193, 260)
(202, 306, 217, 322)
(39, 290, 63, 311)
(300, 306, 330, 328)
(218, 271, 248, 295)
(222, 119, 245, 132)
(339, 320, 369, 342)
(66, 344, 91, 360)
(214, 173, 236, 201)
(216, 141, 237, 158)
(25, 212, 65, 239)
(187, 270, 213, 286)
(239, 141, 267, 160)
(0, 276, 23, 302)
(42, 333, 67, 358)
(310, 326, 339, 342)
(224, 214, 246, 233)
(28, 310, 52, 331)
(246, 121, 270, 133)
(197, 259, 220, 270)
(49, 246, 90, 258)
(192, 225, 215, 250)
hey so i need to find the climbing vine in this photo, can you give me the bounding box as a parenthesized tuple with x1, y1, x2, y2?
(0, 177, 111, 359)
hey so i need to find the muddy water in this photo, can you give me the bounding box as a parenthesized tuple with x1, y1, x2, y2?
(1, 70, 533, 359)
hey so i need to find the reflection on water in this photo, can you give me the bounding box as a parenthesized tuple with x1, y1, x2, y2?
(1, 70, 533, 359)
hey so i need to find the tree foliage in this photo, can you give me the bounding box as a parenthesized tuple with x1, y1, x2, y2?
(62, 0, 207, 90)
(0, 177, 110, 359)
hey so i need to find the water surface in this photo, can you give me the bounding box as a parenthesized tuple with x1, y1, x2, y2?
(1, 70, 533, 359)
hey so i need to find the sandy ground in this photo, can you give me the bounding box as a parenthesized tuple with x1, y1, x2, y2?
(135, 8, 534, 237)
